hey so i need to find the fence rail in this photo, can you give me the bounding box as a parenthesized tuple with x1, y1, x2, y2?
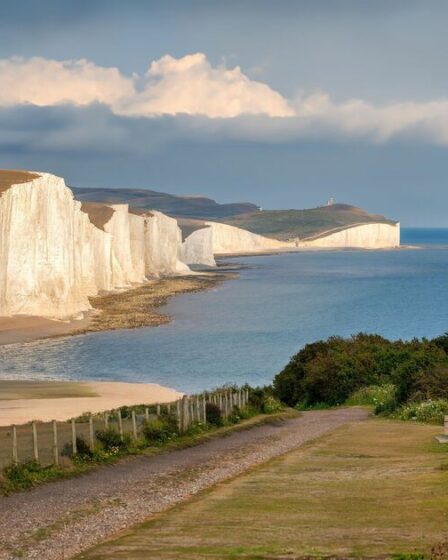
(0, 388, 249, 470)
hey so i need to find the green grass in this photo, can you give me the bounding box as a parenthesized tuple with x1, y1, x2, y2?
(79, 419, 448, 559)
(221, 204, 396, 240)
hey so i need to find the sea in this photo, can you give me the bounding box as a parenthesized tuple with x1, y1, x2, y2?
(1, 228, 448, 393)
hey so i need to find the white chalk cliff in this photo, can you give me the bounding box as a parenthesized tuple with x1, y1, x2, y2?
(180, 225, 216, 267)
(0, 170, 400, 321)
(203, 220, 400, 253)
(297, 222, 400, 249)
(204, 221, 294, 254)
(0, 171, 192, 319)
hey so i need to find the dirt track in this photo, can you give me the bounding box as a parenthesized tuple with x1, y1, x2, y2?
(0, 407, 368, 560)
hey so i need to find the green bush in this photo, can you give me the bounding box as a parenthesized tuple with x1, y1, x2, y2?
(143, 416, 178, 444)
(347, 384, 397, 414)
(2, 461, 65, 492)
(95, 428, 130, 452)
(393, 399, 448, 425)
(274, 333, 448, 408)
(61, 436, 92, 458)
(206, 402, 223, 426)
(262, 396, 283, 414)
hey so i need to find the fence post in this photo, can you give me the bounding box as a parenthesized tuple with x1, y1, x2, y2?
(176, 399, 182, 432)
(104, 412, 109, 430)
(118, 409, 123, 440)
(181, 395, 189, 433)
(89, 415, 95, 451)
(196, 396, 201, 422)
(52, 420, 59, 466)
(203, 396, 207, 423)
(132, 410, 138, 439)
(167, 403, 171, 414)
(32, 421, 39, 463)
(156, 404, 161, 417)
(189, 399, 194, 424)
(71, 419, 77, 456)
(12, 425, 18, 465)
(145, 407, 149, 423)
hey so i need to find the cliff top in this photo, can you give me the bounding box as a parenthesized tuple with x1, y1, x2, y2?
(220, 204, 398, 241)
(0, 170, 40, 194)
(80, 202, 115, 231)
(72, 186, 259, 220)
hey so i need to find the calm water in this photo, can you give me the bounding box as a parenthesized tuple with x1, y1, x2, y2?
(0, 228, 447, 393)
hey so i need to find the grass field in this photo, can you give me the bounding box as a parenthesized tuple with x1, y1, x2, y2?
(80, 419, 448, 559)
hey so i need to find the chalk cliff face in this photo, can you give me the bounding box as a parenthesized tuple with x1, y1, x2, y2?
(204, 221, 294, 254)
(0, 172, 192, 319)
(298, 223, 400, 249)
(0, 172, 99, 318)
(144, 210, 190, 277)
(0, 170, 400, 321)
(180, 226, 216, 267)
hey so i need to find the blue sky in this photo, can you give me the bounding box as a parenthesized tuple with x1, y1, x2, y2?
(1, 0, 448, 225)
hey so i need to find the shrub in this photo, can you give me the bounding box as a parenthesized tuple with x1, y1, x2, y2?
(274, 333, 448, 408)
(262, 396, 283, 414)
(347, 384, 397, 414)
(393, 399, 448, 425)
(61, 436, 92, 458)
(206, 402, 222, 426)
(143, 416, 178, 444)
(95, 428, 130, 452)
(2, 461, 65, 492)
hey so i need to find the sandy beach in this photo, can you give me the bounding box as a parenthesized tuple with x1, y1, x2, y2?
(0, 380, 182, 426)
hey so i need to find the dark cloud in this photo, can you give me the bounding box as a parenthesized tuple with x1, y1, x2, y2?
(0, 104, 446, 226)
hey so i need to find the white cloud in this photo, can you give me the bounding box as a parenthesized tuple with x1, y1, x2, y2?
(122, 53, 294, 118)
(1, 53, 448, 145)
(0, 57, 134, 107)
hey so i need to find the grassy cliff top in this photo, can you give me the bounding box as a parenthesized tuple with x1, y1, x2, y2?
(72, 187, 259, 221)
(72, 184, 397, 240)
(220, 203, 398, 240)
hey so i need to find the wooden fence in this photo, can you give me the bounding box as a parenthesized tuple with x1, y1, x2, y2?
(0, 388, 249, 470)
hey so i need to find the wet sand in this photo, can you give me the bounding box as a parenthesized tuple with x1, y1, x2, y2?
(0, 380, 182, 426)
(0, 315, 91, 345)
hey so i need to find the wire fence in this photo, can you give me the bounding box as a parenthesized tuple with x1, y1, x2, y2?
(0, 388, 249, 470)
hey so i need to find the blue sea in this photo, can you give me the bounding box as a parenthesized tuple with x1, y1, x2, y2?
(0, 228, 447, 393)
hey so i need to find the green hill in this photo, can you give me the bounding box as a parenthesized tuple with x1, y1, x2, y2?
(72, 186, 397, 241)
(220, 204, 398, 240)
(72, 187, 259, 220)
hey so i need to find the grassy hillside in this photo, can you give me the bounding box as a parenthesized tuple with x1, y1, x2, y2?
(72, 187, 259, 220)
(72, 185, 397, 240)
(221, 203, 398, 240)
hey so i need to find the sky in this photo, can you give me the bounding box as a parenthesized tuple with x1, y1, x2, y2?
(1, 0, 448, 225)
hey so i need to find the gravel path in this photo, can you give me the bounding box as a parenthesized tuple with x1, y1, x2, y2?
(0, 407, 368, 560)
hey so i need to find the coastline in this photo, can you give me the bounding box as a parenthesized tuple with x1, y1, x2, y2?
(0, 270, 235, 347)
(0, 380, 182, 426)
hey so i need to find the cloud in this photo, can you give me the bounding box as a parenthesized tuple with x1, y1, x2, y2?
(1, 53, 448, 145)
(123, 53, 294, 118)
(0, 57, 134, 107)
(0, 53, 294, 118)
